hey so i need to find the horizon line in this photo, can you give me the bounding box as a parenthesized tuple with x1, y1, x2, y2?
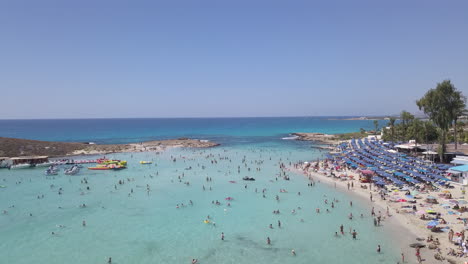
(0, 114, 405, 121)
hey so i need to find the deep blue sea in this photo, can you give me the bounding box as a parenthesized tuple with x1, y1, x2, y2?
(0, 117, 385, 145)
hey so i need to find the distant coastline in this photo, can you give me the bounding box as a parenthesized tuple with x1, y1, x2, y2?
(327, 116, 393, 121)
(0, 137, 219, 157)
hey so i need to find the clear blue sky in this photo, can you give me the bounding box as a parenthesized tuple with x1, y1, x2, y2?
(1, 0, 467, 119)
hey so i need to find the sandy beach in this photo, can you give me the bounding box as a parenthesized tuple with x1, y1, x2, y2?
(294, 160, 468, 264)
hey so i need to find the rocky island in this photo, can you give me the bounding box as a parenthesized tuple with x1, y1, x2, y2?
(0, 137, 219, 157)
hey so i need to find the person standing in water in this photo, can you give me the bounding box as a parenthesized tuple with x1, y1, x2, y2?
(267, 237, 271, 245)
(221, 232, 224, 241)
(415, 248, 422, 263)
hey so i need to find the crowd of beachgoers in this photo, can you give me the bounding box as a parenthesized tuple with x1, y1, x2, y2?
(295, 138, 468, 264)
(4, 135, 468, 263)
(1, 144, 410, 264)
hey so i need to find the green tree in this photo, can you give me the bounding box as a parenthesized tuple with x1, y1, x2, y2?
(451, 98, 467, 149)
(416, 80, 462, 161)
(407, 119, 424, 146)
(422, 121, 439, 143)
(400, 111, 414, 127)
(400, 111, 414, 140)
(388, 117, 396, 142)
(373, 120, 379, 135)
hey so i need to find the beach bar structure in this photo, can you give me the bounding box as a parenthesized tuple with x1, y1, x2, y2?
(448, 165, 468, 185)
(451, 155, 468, 166)
(9, 156, 49, 166)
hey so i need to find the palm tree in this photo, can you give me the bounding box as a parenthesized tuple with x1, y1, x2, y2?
(400, 111, 414, 127)
(388, 117, 396, 142)
(400, 111, 414, 141)
(373, 120, 379, 135)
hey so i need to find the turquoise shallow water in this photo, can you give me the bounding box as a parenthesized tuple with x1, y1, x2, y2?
(0, 142, 403, 264)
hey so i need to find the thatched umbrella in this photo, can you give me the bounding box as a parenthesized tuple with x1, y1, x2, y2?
(409, 242, 426, 248)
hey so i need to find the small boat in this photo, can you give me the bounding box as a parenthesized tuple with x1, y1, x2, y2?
(90, 158, 127, 170)
(45, 165, 59, 175)
(36, 162, 55, 167)
(97, 159, 127, 166)
(10, 164, 32, 169)
(45, 170, 58, 175)
(242, 176, 255, 181)
(140, 161, 152, 164)
(88, 166, 111, 170)
(110, 165, 126, 170)
(88, 164, 126, 170)
(65, 165, 80, 175)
